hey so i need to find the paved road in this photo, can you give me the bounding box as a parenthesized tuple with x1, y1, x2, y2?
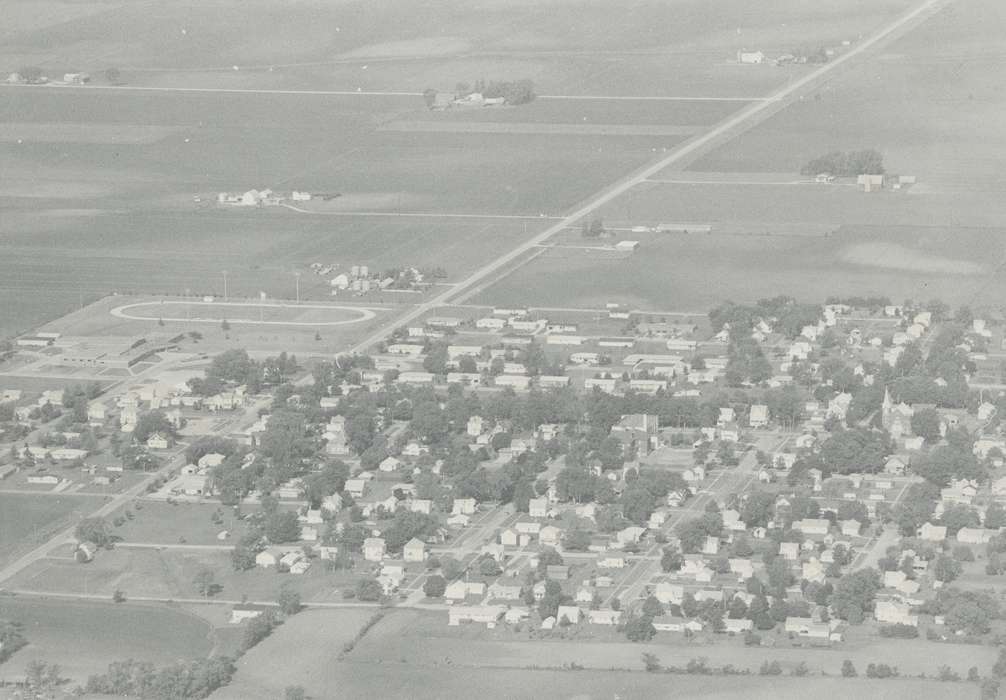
(342, 0, 951, 357)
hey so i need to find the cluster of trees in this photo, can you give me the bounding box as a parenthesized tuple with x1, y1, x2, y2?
(800, 149, 884, 177)
(0, 619, 26, 663)
(817, 427, 891, 476)
(187, 349, 298, 396)
(917, 586, 1000, 635)
(84, 657, 236, 699)
(827, 568, 881, 623)
(725, 335, 772, 386)
(709, 297, 822, 340)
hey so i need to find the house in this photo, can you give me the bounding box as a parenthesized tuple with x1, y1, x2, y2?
(884, 456, 908, 475)
(488, 582, 523, 601)
(403, 537, 427, 562)
(617, 526, 646, 546)
(957, 527, 993, 545)
(255, 551, 278, 568)
(453, 498, 477, 515)
(653, 616, 702, 633)
(445, 580, 486, 601)
(779, 542, 800, 560)
(784, 617, 830, 639)
(701, 536, 719, 555)
(918, 522, 947, 542)
(410, 499, 432, 515)
(587, 609, 621, 625)
(448, 605, 504, 626)
(556, 605, 581, 624)
(230, 603, 268, 624)
(724, 618, 753, 634)
(146, 433, 170, 450)
(345, 479, 367, 499)
(540, 525, 562, 547)
(504, 607, 530, 624)
(529, 497, 549, 518)
(795, 518, 830, 537)
(379, 456, 403, 472)
(654, 582, 684, 605)
(598, 554, 627, 569)
(363, 537, 386, 562)
(749, 404, 769, 428)
(875, 600, 918, 627)
(738, 50, 766, 64)
(501, 528, 520, 547)
(802, 559, 826, 584)
(840, 520, 862, 537)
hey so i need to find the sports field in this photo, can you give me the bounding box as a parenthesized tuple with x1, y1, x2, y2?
(0, 597, 213, 683)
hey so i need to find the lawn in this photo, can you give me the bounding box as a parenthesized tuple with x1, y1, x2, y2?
(0, 494, 93, 568)
(0, 597, 213, 683)
(109, 501, 252, 547)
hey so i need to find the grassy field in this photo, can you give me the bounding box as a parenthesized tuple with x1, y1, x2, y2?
(211, 608, 377, 700)
(0, 494, 93, 568)
(6, 546, 365, 604)
(109, 502, 252, 547)
(0, 597, 212, 683)
(209, 609, 977, 700)
(349, 610, 996, 678)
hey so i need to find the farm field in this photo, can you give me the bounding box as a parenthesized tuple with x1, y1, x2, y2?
(0, 0, 914, 95)
(475, 220, 1006, 311)
(688, 0, 1005, 188)
(0, 597, 213, 683)
(349, 610, 996, 679)
(0, 493, 93, 568)
(0, 0, 928, 340)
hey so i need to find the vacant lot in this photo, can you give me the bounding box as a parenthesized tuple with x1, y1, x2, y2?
(109, 501, 251, 547)
(0, 597, 212, 683)
(0, 494, 92, 568)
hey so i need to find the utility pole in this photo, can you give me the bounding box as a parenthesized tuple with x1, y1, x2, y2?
(295, 272, 301, 303)
(222, 270, 228, 301)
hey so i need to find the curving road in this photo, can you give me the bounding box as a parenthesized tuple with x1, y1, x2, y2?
(345, 0, 951, 356)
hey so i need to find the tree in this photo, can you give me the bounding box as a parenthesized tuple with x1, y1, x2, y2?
(423, 574, 447, 598)
(75, 517, 111, 547)
(642, 652, 662, 672)
(285, 687, 307, 700)
(422, 88, 438, 109)
(640, 595, 664, 619)
(0, 620, 27, 663)
(278, 585, 302, 615)
(193, 568, 219, 598)
(241, 610, 279, 652)
(265, 511, 302, 544)
(478, 555, 502, 577)
(661, 543, 684, 572)
(624, 614, 656, 642)
(911, 408, 942, 444)
(842, 659, 857, 677)
(104, 67, 121, 83)
(986, 503, 1006, 529)
(564, 528, 592, 552)
(18, 66, 44, 83)
(356, 578, 383, 601)
(829, 568, 881, 622)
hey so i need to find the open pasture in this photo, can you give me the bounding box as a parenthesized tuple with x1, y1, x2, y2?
(0, 597, 213, 683)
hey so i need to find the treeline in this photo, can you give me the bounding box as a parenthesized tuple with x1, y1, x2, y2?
(83, 657, 236, 699)
(709, 296, 822, 339)
(187, 349, 299, 396)
(800, 149, 884, 177)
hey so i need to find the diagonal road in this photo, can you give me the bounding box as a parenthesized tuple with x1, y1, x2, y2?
(344, 0, 952, 356)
